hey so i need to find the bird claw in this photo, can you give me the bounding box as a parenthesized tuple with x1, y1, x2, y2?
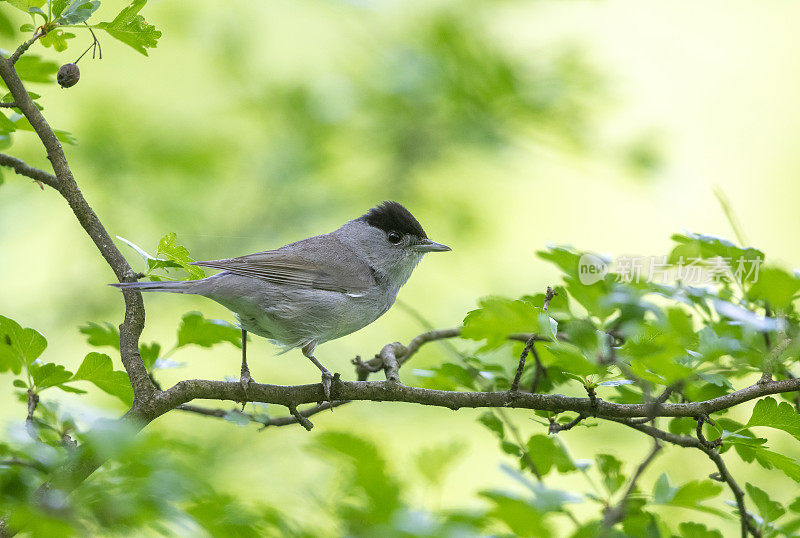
(321, 370, 334, 403)
(240, 370, 253, 411)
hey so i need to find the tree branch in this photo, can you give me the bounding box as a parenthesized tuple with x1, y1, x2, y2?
(511, 286, 557, 391)
(7, 31, 43, 64)
(0, 56, 155, 403)
(140, 375, 800, 426)
(603, 439, 662, 528)
(0, 153, 58, 189)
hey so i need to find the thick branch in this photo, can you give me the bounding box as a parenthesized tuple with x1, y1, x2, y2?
(143, 375, 800, 425)
(0, 153, 58, 188)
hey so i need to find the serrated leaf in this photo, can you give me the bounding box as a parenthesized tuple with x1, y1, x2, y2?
(79, 321, 120, 350)
(747, 397, 800, 440)
(678, 522, 723, 538)
(745, 482, 784, 523)
(40, 28, 76, 52)
(462, 296, 542, 350)
(525, 434, 576, 476)
(71, 352, 134, 405)
(95, 0, 161, 56)
(150, 232, 204, 280)
(0, 315, 47, 374)
(30, 362, 73, 390)
(177, 312, 241, 349)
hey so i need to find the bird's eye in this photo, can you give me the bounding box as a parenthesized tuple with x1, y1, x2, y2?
(387, 231, 403, 244)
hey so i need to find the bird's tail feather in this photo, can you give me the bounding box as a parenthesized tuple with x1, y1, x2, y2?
(109, 280, 200, 294)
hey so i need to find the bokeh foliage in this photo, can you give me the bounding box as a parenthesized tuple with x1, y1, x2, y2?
(2, 1, 799, 538)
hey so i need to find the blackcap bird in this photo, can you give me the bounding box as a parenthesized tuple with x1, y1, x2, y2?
(111, 201, 451, 400)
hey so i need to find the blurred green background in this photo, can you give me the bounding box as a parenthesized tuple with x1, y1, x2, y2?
(2, 0, 800, 535)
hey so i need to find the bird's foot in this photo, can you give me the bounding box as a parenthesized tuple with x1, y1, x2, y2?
(240, 369, 253, 411)
(320, 371, 341, 405)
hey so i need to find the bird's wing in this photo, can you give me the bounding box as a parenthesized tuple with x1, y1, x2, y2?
(191, 234, 377, 296)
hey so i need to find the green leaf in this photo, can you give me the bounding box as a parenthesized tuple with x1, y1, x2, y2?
(746, 266, 800, 310)
(751, 447, 800, 483)
(669, 232, 765, 283)
(525, 434, 576, 476)
(139, 342, 160, 369)
(10, 114, 76, 144)
(51, 0, 70, 18)
(478, 411, 505, 439)
(79, 321, 120, 350)
(0, 10, 14, 37)
(462, 296, 541, 350)
(12, 379, 28, 388)
(543, 342, 602, 377)
(0, 315, 47, 374)
(4, 0, 46, 14)
(56, 0, 100, 25)
(95, 0, 162, 56)
(0, 112, 17, 134)
(30, 362, 73, 390)
(678, 522, 723, 538)
(745, 482, 784, 523)
(747, 397, 800, 440)
(479, 491, 550, 537)
(177, 312, 241, 349)
(414, 441, 466, 487)
(596, 454, 625, 494)
(71, 352, 134, 405)
(150, 232, 205, 280)
(14, 55, 59, 83)
(39, 28, 76, 52)
(653, 475, 725, 517)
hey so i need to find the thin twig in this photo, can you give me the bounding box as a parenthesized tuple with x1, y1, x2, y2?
(287, 405, 313, 431)
(602, 439, 662, 528)
(549, 413, 585, 434)
(0, 102, 17, 108)
(8, 31, 43, 64)
(176, 401, 349, 429)
(25, 390, 38, 440)
(0, 153, 58, 189)
(511, 286, 557, 391)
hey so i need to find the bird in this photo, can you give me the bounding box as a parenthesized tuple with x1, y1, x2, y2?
(111, 201, 451, 400)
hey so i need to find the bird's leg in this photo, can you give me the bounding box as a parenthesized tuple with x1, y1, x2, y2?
(240, 328, 252, 410)
(302, 341, 335, 403)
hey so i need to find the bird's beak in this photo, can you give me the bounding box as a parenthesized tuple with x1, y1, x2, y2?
(412, 239, 452, 253)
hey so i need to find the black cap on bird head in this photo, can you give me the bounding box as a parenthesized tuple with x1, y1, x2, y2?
(358, 201, 428, 239)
